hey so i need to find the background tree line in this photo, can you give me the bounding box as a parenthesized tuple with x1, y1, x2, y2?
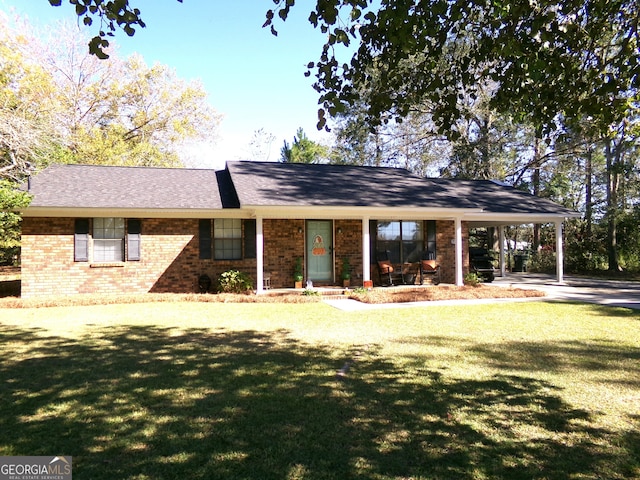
(281, 92, 640, 274)
(0, 12, 220, 263)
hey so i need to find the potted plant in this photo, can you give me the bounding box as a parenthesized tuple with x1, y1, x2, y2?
(293, 257, 304, 289)
(341, 257, 351, 288)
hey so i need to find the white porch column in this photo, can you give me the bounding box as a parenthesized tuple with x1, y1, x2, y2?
(256, 216, 264, 294)
(362, 217, 371, 283)
(555, 220, 564, 284)
(499, 226, 506, 277)
(455, 217, 464, 286)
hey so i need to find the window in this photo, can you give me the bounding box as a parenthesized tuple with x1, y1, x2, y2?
(214, 218, 242, 260)
(74, 218, 141, 263)
(375, 220, 428, 264)
(93, 217, 125, 262)
(199, 219, 256, 260)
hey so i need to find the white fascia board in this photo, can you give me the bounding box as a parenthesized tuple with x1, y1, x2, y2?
(246, 205, 483, 220)
(21, 207, 252, 219)
(463, 212, 581, 226)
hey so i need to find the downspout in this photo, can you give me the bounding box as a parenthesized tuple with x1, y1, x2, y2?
(455, 217, 463, 286)
(256, 216, 264, 293)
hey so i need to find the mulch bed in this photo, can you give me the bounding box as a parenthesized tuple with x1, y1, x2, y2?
(348, 285, 545, 304)
(0, 284, 545, 308)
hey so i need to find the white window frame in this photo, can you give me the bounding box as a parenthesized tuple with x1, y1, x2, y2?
(93, 217, 125, 263)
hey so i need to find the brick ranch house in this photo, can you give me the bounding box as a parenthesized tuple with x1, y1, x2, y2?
(18, 161, 577, 297)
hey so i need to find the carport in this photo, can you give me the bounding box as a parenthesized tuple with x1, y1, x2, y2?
(421, 178, 580, 286)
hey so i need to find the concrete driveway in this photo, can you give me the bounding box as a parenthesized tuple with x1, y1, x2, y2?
(325, 273, 640, 311)
(493, 273, 640, 310)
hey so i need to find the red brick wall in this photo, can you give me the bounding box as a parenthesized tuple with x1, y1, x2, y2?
(334, 220, 363, 286)
(20, 216, 465, 296)
(263, 219, 305, 288)
(21, 217, 258, 297)
(436, 220, 470, 284)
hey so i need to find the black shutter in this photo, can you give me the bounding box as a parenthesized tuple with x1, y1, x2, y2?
(74, 218, 90, 262)
(370, 219, 378, 260)
(199, 219, 212, 259)
(127, 219, 142, 261)
(426, 220, 437, 259)
(243, 219, 256, 259)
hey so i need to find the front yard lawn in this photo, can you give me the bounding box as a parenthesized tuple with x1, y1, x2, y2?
(1, 301, 638, 479)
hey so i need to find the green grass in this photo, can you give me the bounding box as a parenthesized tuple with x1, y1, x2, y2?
(1, 301, 639, 479)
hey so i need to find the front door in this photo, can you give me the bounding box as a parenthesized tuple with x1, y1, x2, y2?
(306, 220, 333, 283)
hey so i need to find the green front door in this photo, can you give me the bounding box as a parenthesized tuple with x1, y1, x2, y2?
(306, 220, 333, 283)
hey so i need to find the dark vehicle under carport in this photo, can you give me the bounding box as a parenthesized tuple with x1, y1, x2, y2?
(469, 247, 495, 282)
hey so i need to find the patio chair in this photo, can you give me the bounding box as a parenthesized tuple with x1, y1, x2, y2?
(420, 259, 441, 285)
(377, 251, 404, 286)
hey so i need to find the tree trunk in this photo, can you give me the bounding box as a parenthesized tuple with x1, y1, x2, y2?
(605, 139, 621, 271)
(584, 148, 593, 238)
(532, 137, 542, 251)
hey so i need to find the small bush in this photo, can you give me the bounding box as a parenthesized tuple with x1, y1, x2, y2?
(463, 272, 480, 286)
(301, 288, 321, 297)
(217, 269, 253, 294)
(527, 250, 556, 273)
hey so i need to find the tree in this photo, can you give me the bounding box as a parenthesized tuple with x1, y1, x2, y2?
(0, 180, 31, 264)
(279, 128, 328, 163)
(38, 22, 221, 167)
(266, 0, 639, 137)
(247, 129, 276, 162)
(52, 0, 638, 138)
(0, 14, 61, 181)
(47, 0, 181, 59)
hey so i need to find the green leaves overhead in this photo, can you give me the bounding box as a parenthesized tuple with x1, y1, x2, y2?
(266, 0, 639, 137)
(50, 0, 184, 58)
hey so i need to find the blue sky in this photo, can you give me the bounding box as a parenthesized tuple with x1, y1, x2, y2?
(0, 0, 334, 169)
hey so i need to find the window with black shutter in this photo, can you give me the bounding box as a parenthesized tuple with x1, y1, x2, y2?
(127, 219, 142, 261)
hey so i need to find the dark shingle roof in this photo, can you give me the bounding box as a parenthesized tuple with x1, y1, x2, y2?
(226, 161, 575, 216)
(226, 161, 479, 209)
(432, 178, 577, 216)
(26, 164, 237, 210)
(24, 161, 575, 217)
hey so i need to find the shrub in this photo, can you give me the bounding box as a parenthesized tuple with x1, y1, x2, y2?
(463, 272, 480, 286)
(527, 250, 556, 273)
(217, 269, 253, 294)
(301, 288, 321, 296)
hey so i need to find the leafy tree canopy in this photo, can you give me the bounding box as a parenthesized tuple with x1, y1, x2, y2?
(54, 0, 638, 137)
(48, 0, 182, 59)
(267, 0, 639, 137)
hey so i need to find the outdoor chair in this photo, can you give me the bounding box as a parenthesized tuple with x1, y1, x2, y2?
(377, 259, 404, 286)
(420, 259, 441, 285)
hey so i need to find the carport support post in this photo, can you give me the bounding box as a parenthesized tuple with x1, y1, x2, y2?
(555, 220, 564, 284)
(256, 216, 264, 294)
(455, 218, 464, 286)
(499, 226, 506, 277)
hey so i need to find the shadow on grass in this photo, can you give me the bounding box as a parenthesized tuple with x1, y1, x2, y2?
(1, 325, 638, 479)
